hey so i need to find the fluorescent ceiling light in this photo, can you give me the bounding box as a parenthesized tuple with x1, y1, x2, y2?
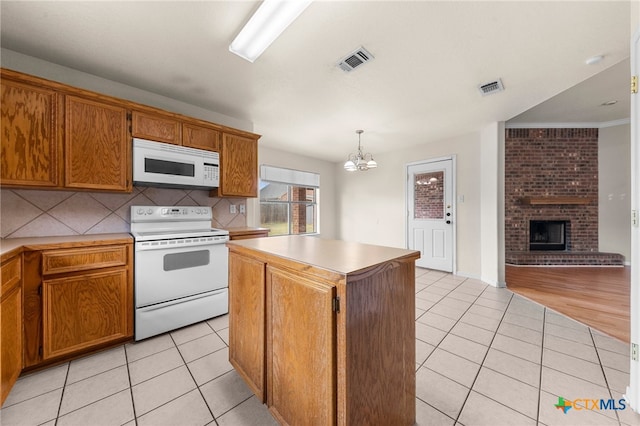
(229, 0, 312, 63)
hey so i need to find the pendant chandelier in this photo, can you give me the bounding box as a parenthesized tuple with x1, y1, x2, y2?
(343, 130, 378, 172)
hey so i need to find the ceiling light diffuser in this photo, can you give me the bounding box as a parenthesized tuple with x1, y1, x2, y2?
(229, 0, 312, 63)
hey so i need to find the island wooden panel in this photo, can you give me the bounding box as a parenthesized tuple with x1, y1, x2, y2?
(228, 252, 266, 401)
(267, 266, 336, 425)
(227, 236, 419, 425)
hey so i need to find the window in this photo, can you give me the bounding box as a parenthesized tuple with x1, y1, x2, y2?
(259, 166, 319, 236)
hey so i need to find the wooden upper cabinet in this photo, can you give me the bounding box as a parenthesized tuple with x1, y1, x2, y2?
(65, 96, 131, 192)
(183, 122, 221, 152)
(1, 77, 61, 187)
(131, 110, 181, 145)
(219, 133, 259, 197)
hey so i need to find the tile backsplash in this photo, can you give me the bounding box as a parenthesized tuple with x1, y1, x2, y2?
(0, 186, 247, 239)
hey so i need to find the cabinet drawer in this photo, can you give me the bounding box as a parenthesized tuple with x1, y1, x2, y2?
(1, 256, 21, 298)
(42, 245, 128, 275)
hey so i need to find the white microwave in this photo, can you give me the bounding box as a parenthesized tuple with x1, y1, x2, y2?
(133, 138, 219, 189)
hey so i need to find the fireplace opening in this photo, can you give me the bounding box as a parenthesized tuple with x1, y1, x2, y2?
(529, 220, 567, 251)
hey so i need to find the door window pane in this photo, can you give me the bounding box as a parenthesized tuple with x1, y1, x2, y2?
(414, 171, 444, 219)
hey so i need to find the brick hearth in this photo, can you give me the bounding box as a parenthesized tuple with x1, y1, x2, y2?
(505, 128, 621, 266)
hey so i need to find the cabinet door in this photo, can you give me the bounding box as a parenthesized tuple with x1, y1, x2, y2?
(183, 122, 220, 152)
(1, 78, 61, 187)
(228, 252, 266, 401)
(219, 133, 258, 197)
(267, 266, 336, 425)
(1, 256, 22, 406)
(42, 268, 130, 360)
(65, 96, 131, 191)
(132, 110, 181, 145)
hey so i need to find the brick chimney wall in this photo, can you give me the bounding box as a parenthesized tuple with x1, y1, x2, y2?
(505, 128, 599, 252)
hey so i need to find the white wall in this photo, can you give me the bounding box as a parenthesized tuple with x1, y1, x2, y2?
(250, 146, 338, 240)
(599, 123, 632, 262)
(1, 48, 251, 132)
(480, 122, 505, 286)
(336, 132, 482, 279)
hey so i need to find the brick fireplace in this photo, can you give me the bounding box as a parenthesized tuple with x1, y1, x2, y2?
(505, 128, 623, 266)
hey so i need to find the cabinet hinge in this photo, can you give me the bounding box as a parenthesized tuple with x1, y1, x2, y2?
(332, 296, 340, 313)
(38, 285, 42, 296)
(632, 75, 638, 94)
(38, 346, 43, 357)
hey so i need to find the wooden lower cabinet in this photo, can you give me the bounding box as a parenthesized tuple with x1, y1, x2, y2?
(227, 236, 419, 426)
(23, 241, 133, 369)
(228, 252, 266, 400)
(42, 269, 130, 359)
(266, 266, 336, 425)
(1, 254, 22, 406)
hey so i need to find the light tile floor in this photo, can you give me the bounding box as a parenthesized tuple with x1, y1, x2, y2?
(2, 268, 640, 425)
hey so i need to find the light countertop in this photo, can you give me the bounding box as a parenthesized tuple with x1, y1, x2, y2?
(1, 233, 133, 262)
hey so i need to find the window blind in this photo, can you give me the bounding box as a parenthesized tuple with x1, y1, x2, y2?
(260, 165, 320, 188)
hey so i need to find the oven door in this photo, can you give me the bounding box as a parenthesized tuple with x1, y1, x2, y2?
(135, 241, 228, 308)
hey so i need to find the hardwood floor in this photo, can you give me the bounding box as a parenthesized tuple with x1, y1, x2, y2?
(505, 265, 631, 343)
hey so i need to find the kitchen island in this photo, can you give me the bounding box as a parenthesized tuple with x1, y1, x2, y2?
(227, 235, 420, 426)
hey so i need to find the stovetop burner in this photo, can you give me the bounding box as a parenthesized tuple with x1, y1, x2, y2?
(130, 205, 229, 241)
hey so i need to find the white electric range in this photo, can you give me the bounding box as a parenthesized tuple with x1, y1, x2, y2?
(130, 205, 229, 341)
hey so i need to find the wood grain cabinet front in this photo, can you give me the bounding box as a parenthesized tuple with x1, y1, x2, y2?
(131, 110, 181, 145)
(228, 252, 266, 400)
(266, 266, 336, 425)
(1, 254, 23, 406)
(39, 244, 133, 361)
(22, 242, 133, 369)
(227, 237, 419, 425)
(0, 77, 62, 188)
(183, 122, 221, 152)
(1, 69, 132, 193)
(65, 96, 131, 192)
(217, 133, 259, 197)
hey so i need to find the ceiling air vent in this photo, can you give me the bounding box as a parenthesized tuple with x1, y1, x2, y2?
(478, 78, 505, 96)
(337, 47, 374, 72)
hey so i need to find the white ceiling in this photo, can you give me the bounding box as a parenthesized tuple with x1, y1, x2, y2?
(0, 1, 632, 162)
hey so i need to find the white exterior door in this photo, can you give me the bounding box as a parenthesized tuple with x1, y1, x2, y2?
(407, 158, 454, 272)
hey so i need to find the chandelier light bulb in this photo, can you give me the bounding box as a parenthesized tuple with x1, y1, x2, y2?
(343, 130, 378, 172)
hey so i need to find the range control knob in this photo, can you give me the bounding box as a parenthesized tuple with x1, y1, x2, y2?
(137, 208, 144, 215)
(147, 208, 153, 215)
